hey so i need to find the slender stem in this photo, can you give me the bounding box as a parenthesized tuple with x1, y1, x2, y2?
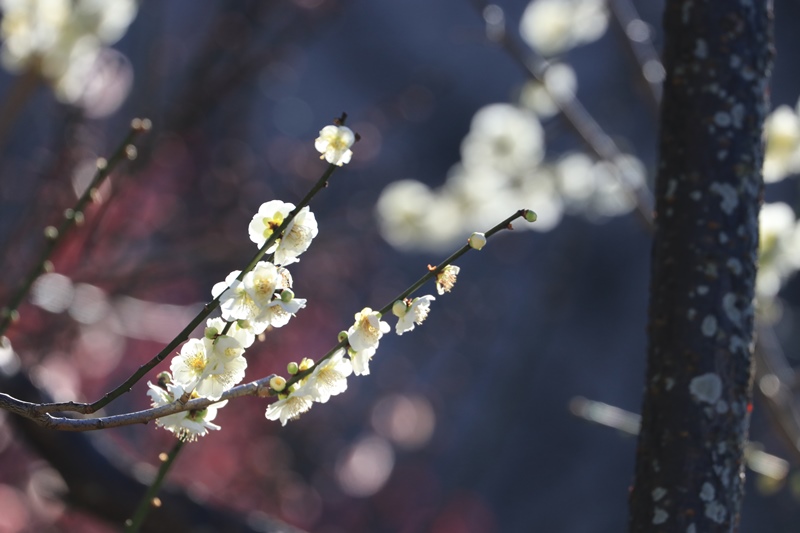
(0, 210, 530, 431)
(283, 209, 529, 390)
(0, 119, 151, 336)
(124, 440, 184, 533)
(37, 162, 339, 415)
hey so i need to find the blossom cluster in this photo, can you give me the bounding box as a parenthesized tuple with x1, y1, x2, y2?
(0, 0, 137, 106)
(146, 125, 359, 440)
(264, 265, 460, 426)
(146, 197, 319, 440)
(376, 100, 645, 251)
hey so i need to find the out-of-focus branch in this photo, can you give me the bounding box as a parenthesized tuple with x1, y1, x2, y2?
(608, 0, 663, 111)
(2, 369, 306, 533)
(470, 0, 655, 230)
(0, 118, 151, 336)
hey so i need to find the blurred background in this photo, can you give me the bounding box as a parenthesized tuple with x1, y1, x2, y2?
(1, 0, 800, 531)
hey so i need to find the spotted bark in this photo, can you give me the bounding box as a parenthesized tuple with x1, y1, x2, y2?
(629, 1, 773, 531)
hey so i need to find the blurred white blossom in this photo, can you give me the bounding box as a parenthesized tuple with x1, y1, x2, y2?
(461, 103, 544, 175)
(758, 202, 800, 299)
(763, 104, 800, 183)
(0, 0, 136, 107)
(519, 62, 577, 118)
(519, 0, 608, 57)
(555, 152, 645, 220)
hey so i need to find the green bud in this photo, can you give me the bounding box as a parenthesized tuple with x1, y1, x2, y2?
(338, 331, 348, 342)
(524, 209, 538, 222)
(204, 326, 219, 339)
(287, 362, 299, 375)
(280, 289, 295, 303)
(392, 300, 407, 318)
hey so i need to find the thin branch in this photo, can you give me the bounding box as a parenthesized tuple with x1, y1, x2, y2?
(34, 161, 340, 416)
(0, 118, 152, 336)
(1, 209, 531, 430)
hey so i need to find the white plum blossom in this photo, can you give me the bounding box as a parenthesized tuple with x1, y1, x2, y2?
(206, 317, 255, 349)
(212, 270, 258, 323)
(393, 295, 435, 335)
(347, 307, 390, 376)
(347, 307, 390, 353)
(265, 386, 315, 426)
(244, 261, 280, 309)
(436, 265, 460, 295)
(147, 378, 227, 442)
(170, 337, 247, 401)
(763, 104, 800, 183)
(261, 294, 307, 328)
(274, 206, 318, 266)
(303, 349, 352, 403)
(315, 124, 355, 166)
(248, 200, 292, 248)
(248, 201, 318, 265)
(519, 0, 609, 57)
(170, 338, 209, 393)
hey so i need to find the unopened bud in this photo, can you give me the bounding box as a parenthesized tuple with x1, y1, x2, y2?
(42, 260, 54, 273)
(524, 209, 537, 222)
(44, 226, 59, 239)
(281, 289, 295, 303)
(96, 157, 108, 170)
(392, 300, 408, 318)
(204, 326, 219, 339)
(287, 362, 299, 375)
(73, 211, 85, 225)
(338, 331, 348, 342)
(269, 375, 287, 392)
(468, 232, 487, 250)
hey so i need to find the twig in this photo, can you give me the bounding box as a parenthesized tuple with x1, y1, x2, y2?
(0, 118, 151, 336)
(125, 441, 184, 532)
(1, 209, 531, 429)
(34, 161, 340, 415)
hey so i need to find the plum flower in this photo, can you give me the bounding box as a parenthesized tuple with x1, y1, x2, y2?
(315, 124, 355, 166)
(265, 385, 315, 426)
(392, 295, 435, 335)
(170, 337, 247, 401)
(303, 349, 352, 403)
(147, 377, 227, 442)
(436, 265, 460, 295)
(248, 201, 318, 265)
(212, 270, 259, 322)
(347, 307, 390, 376)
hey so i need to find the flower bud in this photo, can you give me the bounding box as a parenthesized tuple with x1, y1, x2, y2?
(468, 232, 487, 250)
(524, 209, 538, 222)
(280, 289, 295, 303)
(299, 357, 314, 371)
(269, 375, 287, 392)
(287, 362, 299, 375)
(392, 300, 408, 318)
(44, 226, 59, 239)
(204, 326, 219, 339)
(338, 331, 348, 342)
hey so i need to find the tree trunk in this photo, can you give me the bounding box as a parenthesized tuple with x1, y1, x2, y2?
(629, 1, 773, 531)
